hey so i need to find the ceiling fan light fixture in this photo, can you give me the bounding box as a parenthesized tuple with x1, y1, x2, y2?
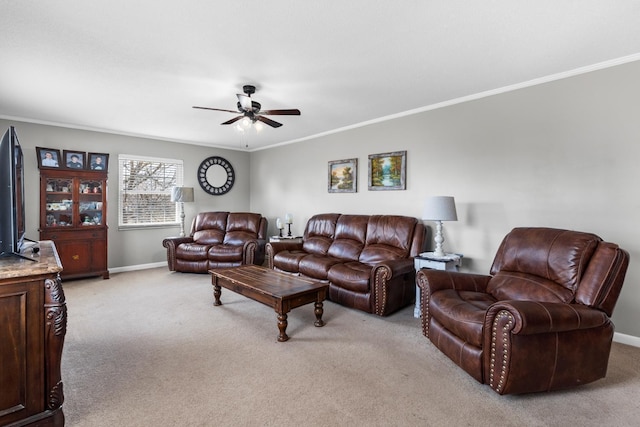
(193, 84, 300, 129)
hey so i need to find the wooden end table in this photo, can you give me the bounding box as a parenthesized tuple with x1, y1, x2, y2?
(209, 265, 328, 342)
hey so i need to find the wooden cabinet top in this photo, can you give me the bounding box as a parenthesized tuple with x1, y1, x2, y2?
(0, 240, 62, 281)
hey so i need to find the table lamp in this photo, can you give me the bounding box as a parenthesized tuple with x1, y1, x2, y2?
(284, 213, 293, 237)
(171, 186, 194, 237)
(422, 196, 458, 257)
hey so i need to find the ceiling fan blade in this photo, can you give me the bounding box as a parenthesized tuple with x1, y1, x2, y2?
(221, 116, 244, 125)
(260, 109, 301, 116)
(236, 94, 252, 111)
(193, 106, 238, 113)
(256, 115, 283, 128)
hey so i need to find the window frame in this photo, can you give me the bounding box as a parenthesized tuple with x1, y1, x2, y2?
(118, 154, 183, 230)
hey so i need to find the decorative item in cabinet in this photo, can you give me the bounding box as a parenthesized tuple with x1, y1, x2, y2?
(39, 168, 109, 280)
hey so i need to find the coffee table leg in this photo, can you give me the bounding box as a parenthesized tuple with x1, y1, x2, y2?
(314, 301, 325, 327)
(212, 277, 222, 306)
(277, 313, 289, 342)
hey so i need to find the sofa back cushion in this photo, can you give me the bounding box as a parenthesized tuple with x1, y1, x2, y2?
(359, 215, 417, 264)
(487, 227, 601, 302)
(327, 215, 368, 261)
(223, 212, 262, 245)
(302, 213, 340, 255)
(192, 212, 229, 245)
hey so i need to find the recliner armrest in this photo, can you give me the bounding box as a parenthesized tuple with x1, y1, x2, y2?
(417, 269, 491, 294)
(485, 300, 610, 335)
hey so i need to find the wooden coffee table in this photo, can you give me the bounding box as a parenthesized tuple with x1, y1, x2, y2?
(209, 265, 328, 342)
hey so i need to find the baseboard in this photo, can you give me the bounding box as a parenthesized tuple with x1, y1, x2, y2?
(105, 261, 640, 349)
(613, 332, 640, 348)
(109, 261, 167, 274)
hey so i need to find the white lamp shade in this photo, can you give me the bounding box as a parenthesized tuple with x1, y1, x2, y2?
(422, 196, 458, 221)
(171, 186, 194, 203)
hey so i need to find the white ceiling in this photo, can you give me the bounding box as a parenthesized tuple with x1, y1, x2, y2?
(2, 1, 640, 151)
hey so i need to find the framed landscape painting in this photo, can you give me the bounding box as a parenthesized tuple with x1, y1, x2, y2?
(368, 150, 406, 191)
(328, 158, 357, 193)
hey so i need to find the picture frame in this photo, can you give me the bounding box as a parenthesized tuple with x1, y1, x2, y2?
(368, 150, 407, 191)
(328, 158, 357, 193)
(87, 152, 109, 171)
(36, 147, 62, 169)
(63, 150, 86, 170)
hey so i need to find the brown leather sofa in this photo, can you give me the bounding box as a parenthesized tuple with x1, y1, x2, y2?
(266, 213, 426, 316)
(417, 227, 629, 395)
(163, 212, 267, 273)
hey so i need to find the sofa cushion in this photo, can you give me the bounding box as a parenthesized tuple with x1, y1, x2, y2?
(328, 262, 372, 293)
(486, 271, 574, 303)
(227, 212, 262, 234)
(302, 214, 339, 255)
(208, 244, 244, 262)
(299, 254, 342, 280)
(429, 289, 496, 348)
(175, 243, 210, 261)
(193, 229, 226, 245)
(192, 212, 228, 244)
(273, 250, 307, 273)
(327, 215, 368, 261)
(359, 215, 416, 263)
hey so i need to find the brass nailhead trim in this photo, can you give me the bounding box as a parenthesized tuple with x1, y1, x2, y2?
(489, 310, 513, 393)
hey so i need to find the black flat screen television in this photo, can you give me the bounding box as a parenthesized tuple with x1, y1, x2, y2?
(0, 126, 33, 260)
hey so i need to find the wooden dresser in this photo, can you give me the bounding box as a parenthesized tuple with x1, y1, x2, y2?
(0, 241, 66, 426)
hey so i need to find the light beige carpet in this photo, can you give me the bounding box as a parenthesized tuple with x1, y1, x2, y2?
(61, 268, 640, 426)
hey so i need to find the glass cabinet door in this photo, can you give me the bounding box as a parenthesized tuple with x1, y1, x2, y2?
(78, 179, 104, 226)
(44, 177, 74, 227)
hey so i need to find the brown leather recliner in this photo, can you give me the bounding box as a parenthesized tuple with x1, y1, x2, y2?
(417, 227, 629, 395)
(163, 212, 267, 273)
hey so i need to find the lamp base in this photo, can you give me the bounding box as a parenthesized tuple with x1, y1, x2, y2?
(432, 220, 445, 257)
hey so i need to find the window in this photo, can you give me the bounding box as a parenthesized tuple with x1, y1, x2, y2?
(118, 154, 183, 228)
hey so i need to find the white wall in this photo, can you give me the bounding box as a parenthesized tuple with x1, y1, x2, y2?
(0, 120, 250, 268)
(4, 60, 638, 338)
(250, 60, 640, 338)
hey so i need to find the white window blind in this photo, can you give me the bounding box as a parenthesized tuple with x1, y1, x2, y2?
(118, 154, 183, 228)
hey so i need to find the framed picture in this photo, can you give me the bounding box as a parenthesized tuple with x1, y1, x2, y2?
(328, 158, 357, 193)
(368, 150, 407, 191)
(36, 147, 62, 169)
(63, 150, 86, 170)
(88, 152, 109, 171)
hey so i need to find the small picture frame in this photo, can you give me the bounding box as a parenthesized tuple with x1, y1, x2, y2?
(88, 152, 109, 171)
(368, 150, 407, 191)
(328, 158, 357, 193)
(63, 150, 86, 170)
(36, 147, 62, 169)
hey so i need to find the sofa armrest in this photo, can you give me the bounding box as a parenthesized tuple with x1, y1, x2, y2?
(417, 269, 491, 294)
(242, 238, 267, 266)
(370, 258, 416, 316)
(265, 241, 304, 269)
(162, 237, 194, 271)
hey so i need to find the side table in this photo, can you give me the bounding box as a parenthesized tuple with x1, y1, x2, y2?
(414, 252, 462, 318)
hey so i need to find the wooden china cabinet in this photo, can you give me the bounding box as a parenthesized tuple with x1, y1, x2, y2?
(39, 169, 109, 280)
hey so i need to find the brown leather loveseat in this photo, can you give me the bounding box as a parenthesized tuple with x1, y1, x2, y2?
(266, 213, 426, 316)
(163, 211, 267, 273)
(417, 227, 629, 395)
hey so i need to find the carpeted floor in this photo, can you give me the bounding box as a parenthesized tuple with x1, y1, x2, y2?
(61, 267, 640, 426)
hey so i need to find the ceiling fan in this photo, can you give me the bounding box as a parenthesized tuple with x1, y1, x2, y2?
(193, 85, 301, 128)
